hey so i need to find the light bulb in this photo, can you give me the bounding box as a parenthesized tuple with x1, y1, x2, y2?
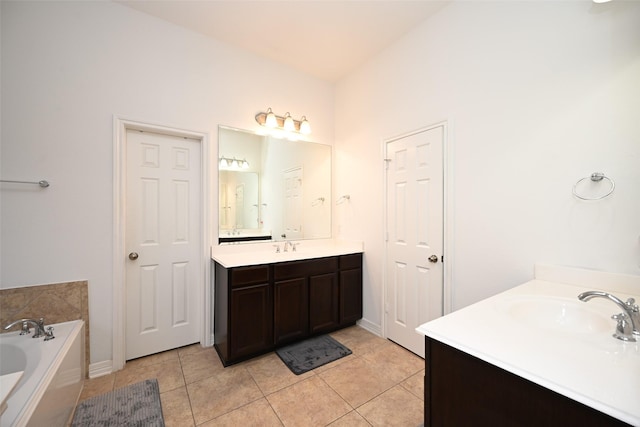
(265, 108, 278, 128)
(219, 157, 228, 168)
(242, 159, 249, 169)
(283, 112, 295, 132)
(231, 158, 239, 168)
(299, 116, 311, 135)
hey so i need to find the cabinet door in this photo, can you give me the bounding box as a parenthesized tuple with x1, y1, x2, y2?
(340, 268, 362, 326)
(229, 283, 272, 360)
(274, 278, 308, 345)
(309, 272, 339, 334)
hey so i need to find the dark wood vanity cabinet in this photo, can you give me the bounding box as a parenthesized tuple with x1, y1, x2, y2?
(214, 264, 272, 363)
(424, 337, 631, 427)
(214, 253, 362, 366)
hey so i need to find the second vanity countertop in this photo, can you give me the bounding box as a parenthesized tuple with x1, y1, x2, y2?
(416, 265, 640, 426)
(211, 239, 364, 268)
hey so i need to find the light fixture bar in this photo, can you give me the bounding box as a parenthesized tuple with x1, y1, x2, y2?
(255, 108, 311, 134)
(219, 156, 249, 169)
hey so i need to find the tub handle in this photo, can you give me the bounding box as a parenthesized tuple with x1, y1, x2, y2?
(44, 326, 55, 341)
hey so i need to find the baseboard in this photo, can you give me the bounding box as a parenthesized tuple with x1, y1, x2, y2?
(89, 360, 113, 378)
(356, 318, 381, 337)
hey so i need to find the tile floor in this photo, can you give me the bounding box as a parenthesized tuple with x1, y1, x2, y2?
(78, 326, 425, 426)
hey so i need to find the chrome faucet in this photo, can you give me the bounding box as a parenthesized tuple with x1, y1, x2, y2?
(283, 241, 293, 252)
(4, 318, 55, 341)
(578, 291, 639, 341)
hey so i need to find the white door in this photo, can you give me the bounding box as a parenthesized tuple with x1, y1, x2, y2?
(125, 129, 201, 360)
(283, 167, 303, 239)
(385, 125, 444, 357)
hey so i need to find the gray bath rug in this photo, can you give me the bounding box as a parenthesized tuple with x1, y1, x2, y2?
(276, 335, 352, 375)
(72, 379, 164, 427)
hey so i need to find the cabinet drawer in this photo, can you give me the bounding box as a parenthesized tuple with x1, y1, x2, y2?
(340, 253, 362, 270)
(231, 265, 270, 287)
(274, 257, 338, 280)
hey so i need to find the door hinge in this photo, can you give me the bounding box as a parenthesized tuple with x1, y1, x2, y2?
(383, 158, 391, 170)
(385, 302, 389, 313)
(441, 255, 444, 263)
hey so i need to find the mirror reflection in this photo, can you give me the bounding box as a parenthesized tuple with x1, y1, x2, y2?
(218, 126, 331, 244)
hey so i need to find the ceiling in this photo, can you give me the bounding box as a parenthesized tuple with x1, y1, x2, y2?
(116, 1, 449, 82)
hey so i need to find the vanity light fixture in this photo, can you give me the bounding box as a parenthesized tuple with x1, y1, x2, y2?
(265, 108, 278, 128)
(283, 112, 295, 132)
(255, 108, 311, 135)
(219, 156, 249, 169)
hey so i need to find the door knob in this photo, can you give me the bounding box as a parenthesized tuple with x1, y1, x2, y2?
(428, 255, 438, 263)
(128, 252, 139, 260)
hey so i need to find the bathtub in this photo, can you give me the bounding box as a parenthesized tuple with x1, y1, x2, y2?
(0, 320, 84, 427)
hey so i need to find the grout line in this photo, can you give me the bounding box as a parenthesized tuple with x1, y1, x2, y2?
(177, 351, 198, 426)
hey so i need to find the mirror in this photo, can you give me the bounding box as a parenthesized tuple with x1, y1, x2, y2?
(218, 126, 331, 244)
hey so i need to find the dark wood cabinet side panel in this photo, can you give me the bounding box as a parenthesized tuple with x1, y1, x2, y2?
(425, 338, 631, 427)
(309, 272, 339, 334)
(339, 268, 362, 325)
(274, 278, 309, 345)
(229, 284, 273, 359)
(214, 262, 229, 360)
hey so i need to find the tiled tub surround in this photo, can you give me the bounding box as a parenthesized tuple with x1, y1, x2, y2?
(417, 265, 640, 425)
(0, 281, 90, 377)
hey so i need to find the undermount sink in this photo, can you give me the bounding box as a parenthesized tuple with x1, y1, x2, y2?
(498, 296, 612, 334)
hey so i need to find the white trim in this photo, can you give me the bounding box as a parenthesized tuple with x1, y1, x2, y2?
(381, 121, 453, 340)
(112, 116, 211, 372)
(88, 360, 113, 379)
(357, 318, 382, 337)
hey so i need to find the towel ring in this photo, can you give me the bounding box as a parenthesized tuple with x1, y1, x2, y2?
(572, 172, 615, 201)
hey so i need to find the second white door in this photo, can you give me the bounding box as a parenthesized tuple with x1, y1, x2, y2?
(385, 125, 444, 357)
(125, 129, 201, 360)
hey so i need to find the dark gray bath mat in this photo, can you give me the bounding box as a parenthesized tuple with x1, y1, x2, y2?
(276, 335, 352, 375)
(72, 379, 164, 427)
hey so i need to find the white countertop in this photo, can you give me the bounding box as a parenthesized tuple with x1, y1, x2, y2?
(212, 239, 364, 268)
(416, 265, 640, 425)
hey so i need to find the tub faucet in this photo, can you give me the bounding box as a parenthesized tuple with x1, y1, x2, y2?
(578, 291, 639, 340)
(4, 318, 54, 340)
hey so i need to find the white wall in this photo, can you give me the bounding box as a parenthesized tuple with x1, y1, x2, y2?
(334, 0, 640, 330)
(0, 1, 334, 366)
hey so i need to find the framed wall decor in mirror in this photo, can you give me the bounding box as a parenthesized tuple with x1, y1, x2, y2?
(218, 126, 331, 244)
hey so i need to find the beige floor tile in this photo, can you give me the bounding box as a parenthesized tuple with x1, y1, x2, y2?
(319, 356, 397, 408)
(78, 374, 115, 401)
(330, 327, 391, 357)
(187, 366, 263, 425)
(181, 347, 225, 384)
(328, 410, 372, 426)
(161, 386, 195, 427)
(267, 376, 352, 426)
(358, 385, 423, 427)
(401, 370, 424, 401)
(114, 359, 185, 393)
(125, 349, 179, 369)
(361, 343, 424, 383)
(178, 342, 208, 359)
(244, 352, 314, 395)
(199, 398, 283, 427)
